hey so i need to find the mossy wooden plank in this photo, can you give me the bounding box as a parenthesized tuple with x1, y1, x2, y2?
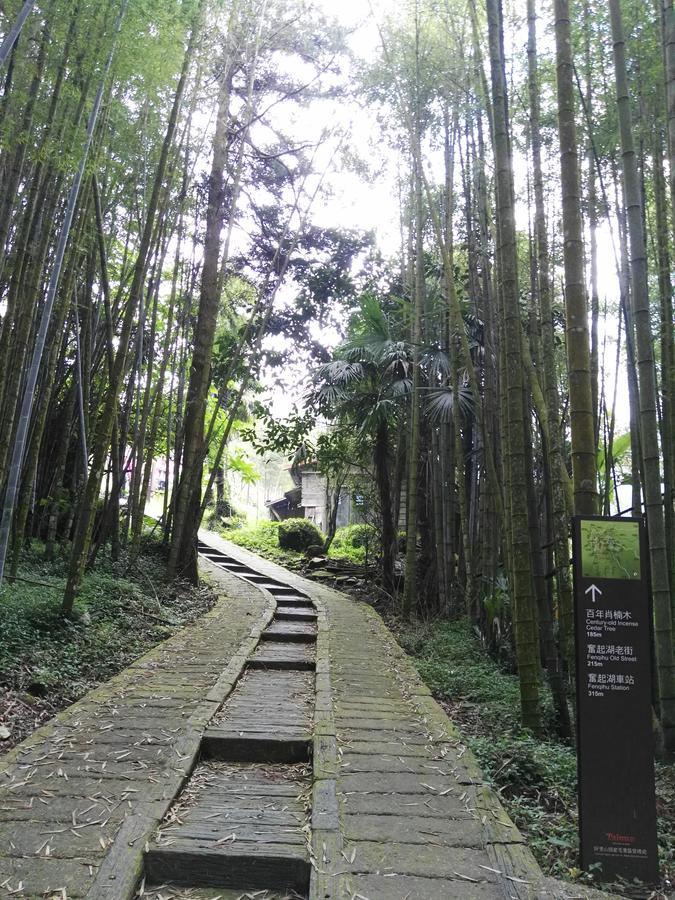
(0, 820, 112, 857)
(0, 796, 114, 823)
(338, 752, 460, 776)
(339, 839, 501, 881)
(339, 790, 478, 818)
(342, 812, 484, 847)
(85, 813, 155, 899)
(337, 726, 431, 743)
(339, 872, 503, 899)
(309, 827, 342, 899)
(0, 855, 99, 895)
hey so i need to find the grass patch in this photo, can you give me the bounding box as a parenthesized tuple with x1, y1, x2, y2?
(397, 617, 674, 894)
(0, 539, 216, 752)
(216, 520, 304, 568)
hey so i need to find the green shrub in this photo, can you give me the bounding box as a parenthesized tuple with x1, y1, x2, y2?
(330, 524, 377, 563)
(278, 518, 325, 552)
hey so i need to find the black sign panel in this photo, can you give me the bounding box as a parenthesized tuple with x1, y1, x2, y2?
(572, 516, 658, 883)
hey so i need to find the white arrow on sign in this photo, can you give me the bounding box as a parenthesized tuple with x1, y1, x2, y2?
(585, 584, 603, 603)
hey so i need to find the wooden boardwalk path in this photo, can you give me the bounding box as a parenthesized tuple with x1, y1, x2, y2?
(0, 533, 614, 899)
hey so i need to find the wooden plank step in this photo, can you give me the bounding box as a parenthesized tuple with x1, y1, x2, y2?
(253, 582, 300, 594)
(261, 621, 317, 643)
(242, 572, 282, 581)
(275, 595, 313, 606)
(145, 843, 309, 892)
(201, 729, 311, 763)
(275, 607, 317, 622)
(211, 670, 314, 739)
(249, 642, 315, 671)
(197, 551, 233, 562)
(145, 762, 310, 892)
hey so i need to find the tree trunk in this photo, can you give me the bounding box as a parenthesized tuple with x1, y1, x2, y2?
(527, 0, 574, 662)
(168, 54, 235, 580)
(0, 1, 36, 68)
(554, 0, 598, 515)
(375, 417, 396, 597)
(609, 0, 675, 749)
(486, 0, 541, 731)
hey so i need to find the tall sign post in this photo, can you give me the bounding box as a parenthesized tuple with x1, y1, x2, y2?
(572, 516, 658, 884)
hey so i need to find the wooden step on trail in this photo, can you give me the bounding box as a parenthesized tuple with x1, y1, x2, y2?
(276, 606, 318, 622)
(144, 761, 311, 893)
(249, 640, 316, 670)
(253, 581, 302, 595)
(275, 594, 313, 606)
(261, 620, 317, 643)
(202, 669, 314, 763)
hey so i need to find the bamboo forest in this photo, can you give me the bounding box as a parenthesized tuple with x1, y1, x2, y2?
(0, 0, 673, 897)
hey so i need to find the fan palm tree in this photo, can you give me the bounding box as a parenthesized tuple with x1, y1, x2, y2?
(311, 295, 411, 597)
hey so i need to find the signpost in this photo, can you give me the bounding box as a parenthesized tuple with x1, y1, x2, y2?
(572, 516, 658, 884)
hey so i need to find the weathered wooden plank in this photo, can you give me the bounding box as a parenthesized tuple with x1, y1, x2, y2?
(177, 806, 304, 827)
(247, 657, 315, 671)
(261, 624, 316, 643)
(250, 641, 314, 659)
(0, 820, 114, 857)
(342, 812, 484, 847)
(144, 843, 310, 891)
(338, 752, 461, 776)
(157, 822, 306, 845)
(339, 872, 503, 899)
(339, 790, 479, 818)
(0, 796, 114, 823)
(201, 730, 311, 763)
(275, 608, 317, 622)
(0, 774, 179, 802)
(339, 840, 501, 881)
(0, 855, 99, 895)
(85, 813, 156, 900)
(275, 596, 313, 607)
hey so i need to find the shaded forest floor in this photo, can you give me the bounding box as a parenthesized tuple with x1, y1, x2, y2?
(0, 539, 217, 754)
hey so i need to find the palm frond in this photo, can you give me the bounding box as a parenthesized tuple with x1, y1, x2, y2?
(389, 377, 412, 398)
(424, 383, 474, 423)
(422, 347, 451, 381)
(313, 359, 365, 386)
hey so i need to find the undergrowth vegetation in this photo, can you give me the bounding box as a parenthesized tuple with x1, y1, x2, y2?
(398, 618, 674, 893)
(329, 524, 377, 564)
(210, 518, 376, 567)
(218, 520, 304, 568)
(0, 539, 216, 751)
